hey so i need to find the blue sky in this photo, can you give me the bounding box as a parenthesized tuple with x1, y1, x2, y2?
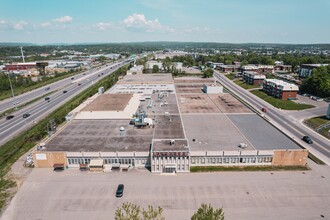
(0, 0, 329, 44)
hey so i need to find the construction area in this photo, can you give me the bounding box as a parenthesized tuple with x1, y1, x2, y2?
(32, 74, 308, 173)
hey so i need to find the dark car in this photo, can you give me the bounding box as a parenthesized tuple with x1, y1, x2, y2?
(98, 74, 100, 77)
(261, 107, 267, 113)
(45, 87, 50, 91)
(116, 184, 124, 197)
(63, 90, 67, 94)
(71, 77, 74, 80)
(45, 97, 50, 101)
(22, 113, 30, 118)
(302, 136, 313, 144)
(78, 83, 81, 86)
(6, 115, 15, 120)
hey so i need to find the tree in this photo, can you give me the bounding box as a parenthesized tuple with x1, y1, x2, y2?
(191, 204, 225, 220)
(300, 66, 330, 98)
(152, 65, 160, 73)
(203, 68, 214, 78)
(115, 202, 165, 220)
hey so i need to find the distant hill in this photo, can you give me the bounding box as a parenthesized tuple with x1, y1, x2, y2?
(0, 42, 37, 46)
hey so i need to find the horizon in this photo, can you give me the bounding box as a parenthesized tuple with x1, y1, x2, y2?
(1, 0, 330, 44)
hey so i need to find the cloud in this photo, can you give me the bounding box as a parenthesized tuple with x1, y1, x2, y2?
(0, 20, 7, 25)
(41, 22, 51, 27)
(13, 21, 28, 30)
(122, 13, 174, 33)
(96, 22, 113, 31)
(53, 16, 73, 23)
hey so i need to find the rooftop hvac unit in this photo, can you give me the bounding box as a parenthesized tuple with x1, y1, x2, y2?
(170, 140, 175, 145)
(238, 143, 247, 149)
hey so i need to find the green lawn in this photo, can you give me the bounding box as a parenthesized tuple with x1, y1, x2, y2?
(250, 90, 314, 110)
(190, 165, 309, 172)
(304, 116, 330, 141)
(225, 73, 236, 80)
(234, 80, 261, 90)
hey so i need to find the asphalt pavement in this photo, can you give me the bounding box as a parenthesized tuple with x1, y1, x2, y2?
(214, 71, 330, 164)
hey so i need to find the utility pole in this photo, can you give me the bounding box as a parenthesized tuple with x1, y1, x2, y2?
(8, 72, 18, 109)
(20, 46, 25, 63)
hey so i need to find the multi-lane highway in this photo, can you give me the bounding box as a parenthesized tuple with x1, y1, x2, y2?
(214, 71, 330, 163)
(0, 65, 109, 113)
(0, 60, 130, 146)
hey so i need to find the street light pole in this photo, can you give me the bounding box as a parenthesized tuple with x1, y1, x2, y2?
(7, 71, 18, 109)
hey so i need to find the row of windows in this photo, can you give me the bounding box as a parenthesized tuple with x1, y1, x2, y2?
(153, 157, 188, 165)
(191, 156, 273, 164)
(67, 157, 148, 165)
(153, 164, 189, 172)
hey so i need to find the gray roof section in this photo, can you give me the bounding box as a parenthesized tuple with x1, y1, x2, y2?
(227, 114, 301, 150)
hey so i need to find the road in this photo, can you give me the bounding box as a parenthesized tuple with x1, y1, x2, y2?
(0, 65, 108, 113)
(214, 71, 330, 163)
(0, 60, 130, 146)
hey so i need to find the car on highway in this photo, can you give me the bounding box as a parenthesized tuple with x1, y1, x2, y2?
(116, 184, 124, 197)
(45, 87, 50, 91)
(78, 83, 81, 86)
(45, 97, 50, 101)
(6, 115, 15, 120)
(302, 136, 313, 144)
(71, 77, 74, 80)
(63, 90, 67, 94)
(98, 74, 100, 77)
(22, 113, 30, 118)
(261, 107, 267, 113)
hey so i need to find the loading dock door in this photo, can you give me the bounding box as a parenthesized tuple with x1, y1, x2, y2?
(163, 164, 176, 173)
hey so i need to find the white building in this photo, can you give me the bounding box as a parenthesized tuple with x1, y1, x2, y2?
(126, 65, 144, 75)
(203, 84, 223, 94)
(147, 61, 163, 70)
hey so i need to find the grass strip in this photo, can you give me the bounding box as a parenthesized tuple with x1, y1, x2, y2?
(251, 89, 314, 110)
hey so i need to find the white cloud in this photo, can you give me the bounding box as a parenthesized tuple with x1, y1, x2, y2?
(41, 22, 51, 27)
(53, 16, 73, 23)
(122, 13, 174, 33)
(0, 20, 7, 25)
(96, 22, 113, 31)
(13, 21, 28, 30)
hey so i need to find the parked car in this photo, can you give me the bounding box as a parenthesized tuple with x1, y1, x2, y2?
(22, 113, 30, 118)
(116, 184, 124, 197)
(302, 136, 313, 144)
(6, 115, 15, 120)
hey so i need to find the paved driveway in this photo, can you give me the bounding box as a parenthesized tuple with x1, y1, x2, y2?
(2, 163, 330, 220)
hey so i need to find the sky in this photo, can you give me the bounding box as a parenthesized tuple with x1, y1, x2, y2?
(0, 0, 329, 44)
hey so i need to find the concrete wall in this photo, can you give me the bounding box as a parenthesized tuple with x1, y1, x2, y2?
(33, 151, 67, 168)
(272, 150, 308, 166)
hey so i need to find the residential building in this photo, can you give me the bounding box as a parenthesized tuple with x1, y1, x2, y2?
(299, 64, 329, 78)
(243, 71, 266, 85)
(241, 65, 274, 74)
(263, 79, 299, 100)
(217, 65, 240, 73)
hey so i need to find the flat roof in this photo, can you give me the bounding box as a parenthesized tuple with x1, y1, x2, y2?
(82, 94, 132, 111)
(227, 114, 300, 150)
(45, 120, 153, 152)
(118, 74, 173, 84)
(152, 139, 189, 152)
(182, 114, 255, 151)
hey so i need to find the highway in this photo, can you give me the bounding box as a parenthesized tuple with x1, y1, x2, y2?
(214, 71, 330, 163)
(0, 65, 108, 113)
(0, 60, 130, 146)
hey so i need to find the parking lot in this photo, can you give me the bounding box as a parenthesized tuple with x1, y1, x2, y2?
(2, 163, 330, 220)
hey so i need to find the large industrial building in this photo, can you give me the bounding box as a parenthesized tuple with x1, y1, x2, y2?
(33, 74, 308, 173)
